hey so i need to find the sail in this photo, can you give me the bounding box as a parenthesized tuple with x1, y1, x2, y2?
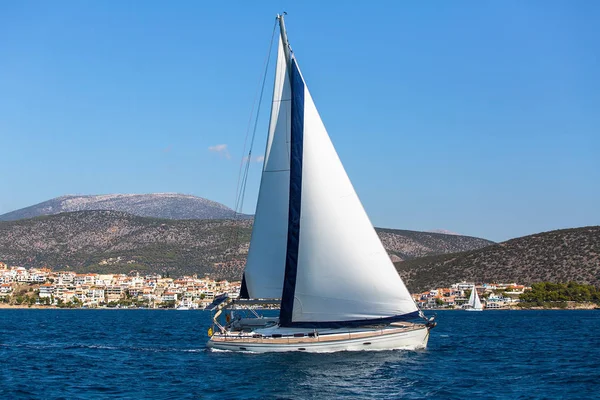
(474, 293, 482, 309)
(468, 286, 482, 309)
(243, 36, 291, 299)
(473, 287, 482, 309)
(279, 58, 419, 327)
(468, 287, 475, 306)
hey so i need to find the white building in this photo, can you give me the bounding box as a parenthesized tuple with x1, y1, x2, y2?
(38, 284, 55, 299)
(161, 292, 178, 302)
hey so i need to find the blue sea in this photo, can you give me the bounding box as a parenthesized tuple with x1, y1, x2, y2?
(1, 309, 599, 399)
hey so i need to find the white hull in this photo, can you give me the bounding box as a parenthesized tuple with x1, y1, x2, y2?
(464, 308, 483, 312)
(207, 324, 430, 353)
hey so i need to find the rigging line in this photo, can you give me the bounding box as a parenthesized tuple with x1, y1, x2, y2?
(234, 19, 277, 214)
(236, 22, 277, 240)
(236, 20, 277, 214)
(232, 21, 278, 254)
(226, 20, 278, 256)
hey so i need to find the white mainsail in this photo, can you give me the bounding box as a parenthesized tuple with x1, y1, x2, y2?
(244, 36, 291, 299)
(280, 59, 418, 325)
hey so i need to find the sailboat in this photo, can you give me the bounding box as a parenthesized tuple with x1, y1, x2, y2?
(464, 285, 483, 311)
(206, 14, 435, 353)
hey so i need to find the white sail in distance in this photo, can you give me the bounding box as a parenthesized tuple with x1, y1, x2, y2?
(243, 36, 291, 299)
(468, 286, 483, 310)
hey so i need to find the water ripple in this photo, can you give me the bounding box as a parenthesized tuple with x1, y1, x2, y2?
(1, 309, 599, 399)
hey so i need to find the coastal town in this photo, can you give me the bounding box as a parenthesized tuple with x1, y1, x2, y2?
(0, 261, 241, 309)
(412, 282, 529, 309)
(0, 261, 536, 310)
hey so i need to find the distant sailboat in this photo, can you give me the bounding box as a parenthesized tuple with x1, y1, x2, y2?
(465, 285, 483, 311)
(206, 14, 435, 353)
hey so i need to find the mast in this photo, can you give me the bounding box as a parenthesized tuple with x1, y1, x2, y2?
(243, 13, 294, 300)
(277, 14, 292, 66)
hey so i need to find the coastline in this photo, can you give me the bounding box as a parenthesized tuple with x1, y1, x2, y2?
(2, 304, 597, 311)
(0, 304, 174, 310)
(0, 304, 61, 309)
(426, 302, 599, 311)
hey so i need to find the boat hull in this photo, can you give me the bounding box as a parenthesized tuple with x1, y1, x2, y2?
(206, 323, 430, 353)
(464, 308, 483, 312)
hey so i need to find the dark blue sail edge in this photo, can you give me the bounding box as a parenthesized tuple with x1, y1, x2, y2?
(279, 58, 304, 327)
(283, 311, 422, 329)
(239, 273, 249, 299)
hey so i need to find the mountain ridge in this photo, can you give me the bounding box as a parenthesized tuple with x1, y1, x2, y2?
(0, 193, 250, 221)
(0, 210, 493, 281)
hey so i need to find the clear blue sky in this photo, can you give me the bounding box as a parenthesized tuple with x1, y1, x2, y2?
(1, 1, 598, 242)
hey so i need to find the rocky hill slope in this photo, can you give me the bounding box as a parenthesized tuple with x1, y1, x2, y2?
(378, 228, 492, 261)
(395, 226, 600, 292)
(0, 194, 247, 221)
(0, 211, 492, 280)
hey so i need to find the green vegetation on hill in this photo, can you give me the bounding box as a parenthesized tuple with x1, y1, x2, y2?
(519, 282, 600, 307)
(396, 226, 600, 292)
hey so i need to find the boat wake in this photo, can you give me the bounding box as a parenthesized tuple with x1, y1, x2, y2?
(17, 343, 209, 353)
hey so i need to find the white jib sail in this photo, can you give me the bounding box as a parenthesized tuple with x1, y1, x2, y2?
(244, 36, 291, 299)
(290, 63, 418, 323)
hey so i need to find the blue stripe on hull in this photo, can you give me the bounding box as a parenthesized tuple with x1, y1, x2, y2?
(279, 58, 305, 327)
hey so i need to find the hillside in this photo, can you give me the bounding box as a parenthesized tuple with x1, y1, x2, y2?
(0, 211, 492, 280)
(377, 228, 493, 261)
(0, 211, 252, 279)
(396, 226, 600, 292)
(0, 193, 248, 221)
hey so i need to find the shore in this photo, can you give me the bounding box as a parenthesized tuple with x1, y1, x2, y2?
(428, 302, 599, 311)
(2, 304, 598, 311)
(0, 304, 170, 310)
(0, 304, 61, 309)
